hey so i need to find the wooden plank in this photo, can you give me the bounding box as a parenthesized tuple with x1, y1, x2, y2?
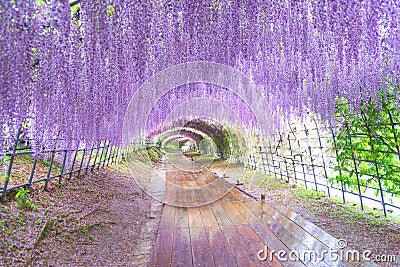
(221, 201, 247, 225)
(220, 225, 260, 266)
(251, 223, 306, 267)
(233, 202, 304, 266)
(268, 203, 342, 248)
(174, 183, 185, 206)
(233, 201, 261, 225)
(172, 227, 193, 266)
(210, 202, 233, 226)
(190, 227, 215, 267)
(159, 204, 176, 229)
(193, 180, 214, 205)
(164, 182, 177, 205)
(224, 188, 245, 202)
(151, 228, 173, 266)
(200, 205, 219, 227)
(204, 226, 237, 266)
(180, 181, 195, 206)
(188, 207, 204, 228)
(251, 202, 333, 254)
(244, 201, 342, 267)
(174, 207, 189, 228)
(236, 224, 282, 267)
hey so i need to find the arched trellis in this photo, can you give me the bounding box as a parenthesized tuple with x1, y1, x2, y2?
(158, 128, 205, 149)
(150, 117, 232, 159)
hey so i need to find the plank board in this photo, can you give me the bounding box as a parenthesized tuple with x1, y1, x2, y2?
(220, 225, 260, 266)
(236, 224, 282, 267)
(244, 201, 337, 267)
(159, 204, 176, 229)
(174, 207, 189, 228)
(210, 202, 233, 226)
(251, 223, 306, 267)
(232, 201, 261, 225)
(204, 226, 237, 266)
(190, 227, 215, 267)
(221, 201, 247, 225)
(151, 228, 173, 266)
(188, 207, 204, 228)
(171, 227, 193, 266)
(200, 205, 219, 227)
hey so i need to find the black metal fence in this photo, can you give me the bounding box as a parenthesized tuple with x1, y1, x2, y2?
(246, 115, 400, 217)
(0, 128, 120, 202)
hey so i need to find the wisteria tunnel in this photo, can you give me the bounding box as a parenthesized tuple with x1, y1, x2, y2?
(1, 0, 400, 266)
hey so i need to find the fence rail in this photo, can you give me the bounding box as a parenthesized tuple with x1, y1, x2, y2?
(0, 129, 120, 202)
(246, 114, 400, 217)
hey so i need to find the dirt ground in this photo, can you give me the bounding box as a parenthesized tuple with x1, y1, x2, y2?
(0, 165, 163, 267)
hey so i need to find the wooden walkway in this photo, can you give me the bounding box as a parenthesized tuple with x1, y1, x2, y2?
(150, 165, 377, 267)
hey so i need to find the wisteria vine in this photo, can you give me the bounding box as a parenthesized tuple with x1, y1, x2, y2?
(1, 0, 399, 152)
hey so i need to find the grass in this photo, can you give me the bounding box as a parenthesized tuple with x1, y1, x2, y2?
(0, 152, 62, 187)
(38, 220, 54, 243)
(78, 226, 89, 234)
(234, 164, 400, 226)
(210, 159, 230, 167)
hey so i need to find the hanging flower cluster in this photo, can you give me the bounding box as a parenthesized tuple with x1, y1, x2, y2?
(1, 0, 399, 151)
(146, 83, 257, 132)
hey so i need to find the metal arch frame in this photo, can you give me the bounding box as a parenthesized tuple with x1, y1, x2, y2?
(70, 0, 80, 7)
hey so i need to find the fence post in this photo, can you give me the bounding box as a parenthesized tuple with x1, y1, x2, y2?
(344, 122, 364, 210)
(28, 158, 37, 186)
(299, 153, 308, 189)
(68, 148, 78, 181)
(312, 118, 331, 197)
(268, 139, 277, 178)
(287, 132, 298, 185)
(329, 124, 346, 204)
(259, 146, 266, 174)
(275, 134, 284, 181)
(262, 145, 271, 175)
(307, 145, 318, 192)
(387, 109, 400, 161)
(113, 147, 120, 164)
(86, 144, 94, 174)
(1, 128, 21, 202)
(110, 146, 115, 165)
(280, 133, 290, 183)
(97, 140, 106, 170)
(106, 144, 113, 166)
(77, 148, 86, 179)
(58, 149, 68, 184)
(361, 111, 387, 216)
(91, 141, 101, 171)
(102, 141, 109, 168)
(302, 123, 319, 192)
(44, 141, 57, 191)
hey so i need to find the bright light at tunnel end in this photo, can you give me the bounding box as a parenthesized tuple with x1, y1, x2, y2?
(122, 61, 271, 207)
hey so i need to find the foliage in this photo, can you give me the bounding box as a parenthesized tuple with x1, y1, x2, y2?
(329, 87, 400, 201)
(146, 147, 165, 163)
(128, 146, 165, 164)
(15, 187, 37, 211)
